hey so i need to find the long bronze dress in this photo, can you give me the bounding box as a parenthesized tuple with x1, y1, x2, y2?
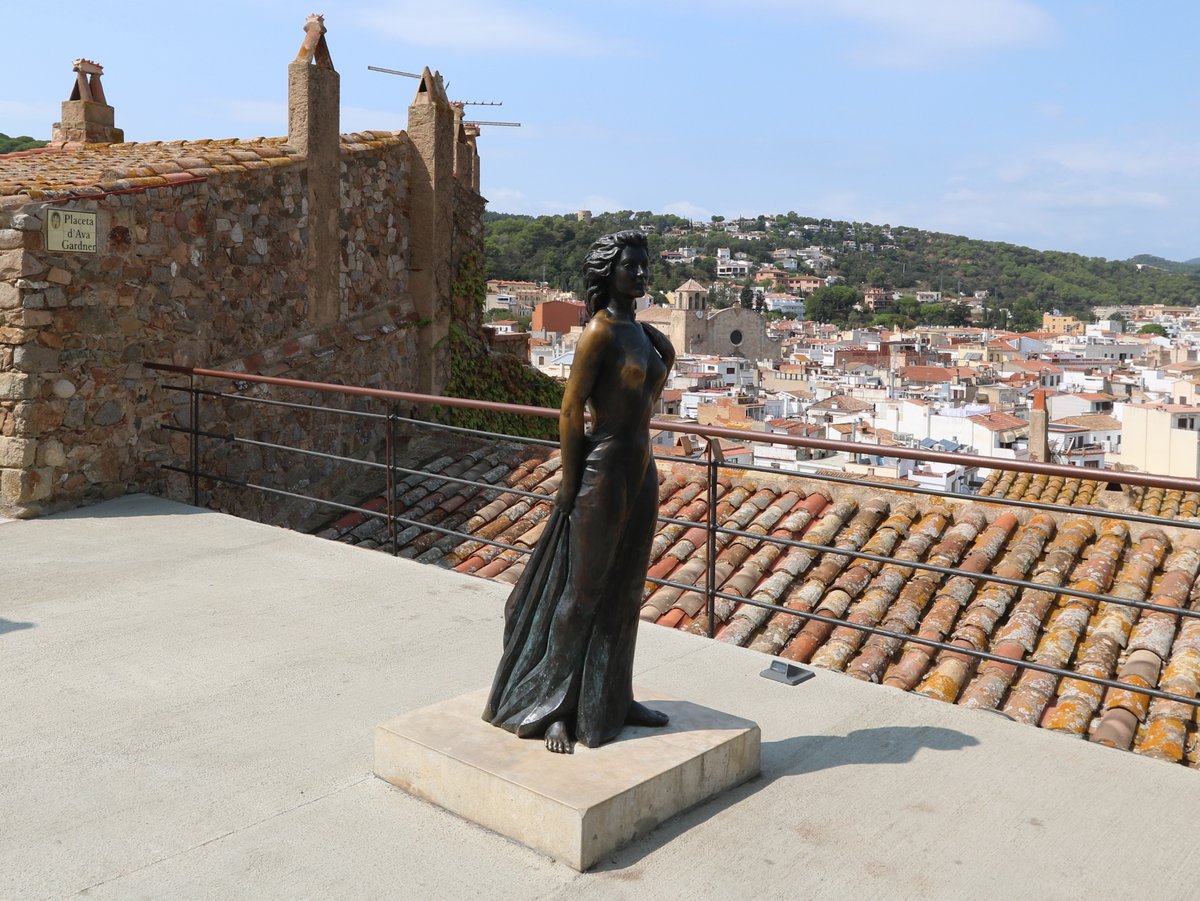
(483, 330, 667, 748)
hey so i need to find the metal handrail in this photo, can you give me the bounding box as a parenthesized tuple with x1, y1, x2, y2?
(145, 362, 1200, 716)
(145, 363, 1200, 493)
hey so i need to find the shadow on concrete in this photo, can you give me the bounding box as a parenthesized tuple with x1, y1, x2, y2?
(592, 724, 978, 873)
(761, 725, 981, 776)
(49, 495, 209, 520)
(0, 618, 36, 636)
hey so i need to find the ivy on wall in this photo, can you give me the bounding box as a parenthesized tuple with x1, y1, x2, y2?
(437, 243, 563, 440)
(438, 326, 563, 440)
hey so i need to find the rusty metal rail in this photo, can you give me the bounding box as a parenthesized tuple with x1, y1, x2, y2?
(146, 362, 1200, 714)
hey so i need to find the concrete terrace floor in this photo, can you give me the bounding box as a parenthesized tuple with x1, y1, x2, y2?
(4, 495, 1200, 900)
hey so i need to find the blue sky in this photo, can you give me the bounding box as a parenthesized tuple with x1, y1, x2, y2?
(5, 1, 1198, 261)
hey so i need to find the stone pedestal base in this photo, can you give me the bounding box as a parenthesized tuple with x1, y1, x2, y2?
(374, 687, 761, 870)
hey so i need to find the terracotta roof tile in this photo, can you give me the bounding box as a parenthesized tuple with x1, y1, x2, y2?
(322, 437, 1200, 768)
(0, 132, 404, 203)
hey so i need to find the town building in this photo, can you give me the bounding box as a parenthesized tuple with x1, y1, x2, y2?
(639, 280, 781, 361)
(0, 18, 489, 518)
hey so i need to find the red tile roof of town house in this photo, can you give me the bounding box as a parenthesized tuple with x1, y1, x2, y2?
(898, 365, 978, 383)
(808, 394, 873, 414)
(968, 411, 1028, 432)
(1075, 392, 1119, 401)
(999, 373, 1039, 388)
(1161, 362, 1200, 374)
(0, 134, 405, 204)
(321, 438, 1200, 767)
(1054, 414, 1122, 431)
(1010, 360, 1066, 374)
(1126, 402, 1197, 413)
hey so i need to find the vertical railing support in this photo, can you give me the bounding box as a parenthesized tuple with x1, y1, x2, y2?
(189, 373, 200, 507)
(706, 438, 720, 639)
(387, 401, 398, 556)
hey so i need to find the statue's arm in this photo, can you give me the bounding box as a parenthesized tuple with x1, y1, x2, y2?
(557, 322, 606, 512)
(640, 322, 676, 368)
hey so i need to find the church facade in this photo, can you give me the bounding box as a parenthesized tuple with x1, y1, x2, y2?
(640, 279, 781, 361)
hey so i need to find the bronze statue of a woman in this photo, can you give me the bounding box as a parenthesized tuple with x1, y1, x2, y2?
(483, 230, 677, 753)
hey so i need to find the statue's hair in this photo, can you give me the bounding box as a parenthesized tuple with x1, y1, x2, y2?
(583, 230, 648, 317)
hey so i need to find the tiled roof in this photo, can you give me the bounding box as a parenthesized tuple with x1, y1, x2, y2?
(320, 440, 1200, 766)
(968, 411, 1028, 431)
(0, 132, 404, 203)
(899, 366, 977, 382)
(977, 468, 1200, 524)
(1054, 414, 1122, 430)
(808, 394, 873, 413)
(976, 470, 1106, 508)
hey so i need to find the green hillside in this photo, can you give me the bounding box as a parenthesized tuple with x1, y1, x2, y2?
(485, 211, 1200, 323)
(1128, 254, 1200, 277)
(0, 133, 48, 153)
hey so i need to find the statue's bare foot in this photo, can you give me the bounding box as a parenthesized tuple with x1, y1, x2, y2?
(545, 720, 572, 754)
(626, 700, 669, 727)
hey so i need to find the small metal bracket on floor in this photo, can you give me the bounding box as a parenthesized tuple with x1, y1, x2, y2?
(760, 659, 814, 686)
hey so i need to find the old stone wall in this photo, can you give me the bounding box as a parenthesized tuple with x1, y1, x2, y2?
(0, 129, 486, 522)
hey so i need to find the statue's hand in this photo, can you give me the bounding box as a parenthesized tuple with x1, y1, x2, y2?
(555, 490, 576, 516)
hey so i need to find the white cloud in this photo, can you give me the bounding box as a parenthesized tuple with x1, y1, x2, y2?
(1037, 138, 1200, 179)
(1027, 188, 1169, 210)
(356, 1, 597, 54)
(944, 185, 1168, 212)
(662, 200, 714, 222)
(830, 0, 1052, 49)
(700, 0, 1053, 68)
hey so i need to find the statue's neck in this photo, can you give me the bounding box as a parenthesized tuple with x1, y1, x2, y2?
(603, 297, 637, 322)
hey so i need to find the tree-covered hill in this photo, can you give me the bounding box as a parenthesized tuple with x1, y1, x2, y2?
(1128, 254, 1200, 277)
(0, 133, 48, 154)
(485, 210, 1200, 318)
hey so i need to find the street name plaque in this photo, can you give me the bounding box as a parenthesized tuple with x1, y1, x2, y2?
(46, 209, 97, 253)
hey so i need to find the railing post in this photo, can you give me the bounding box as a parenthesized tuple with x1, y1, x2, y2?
(387, 401, 398, 556)
(706, 438, 719, 639)
(189, 373, 200, 507)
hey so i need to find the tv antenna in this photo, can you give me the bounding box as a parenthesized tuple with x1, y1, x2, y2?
(368, 67, 519, 126)
(367, 65, 420, 79)
(367, 64, 451, 90)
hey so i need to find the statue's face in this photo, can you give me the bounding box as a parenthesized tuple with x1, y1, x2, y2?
(610, 245, 649, 301)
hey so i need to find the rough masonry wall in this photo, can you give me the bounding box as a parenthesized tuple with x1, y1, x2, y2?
(0, 135, 445, 522)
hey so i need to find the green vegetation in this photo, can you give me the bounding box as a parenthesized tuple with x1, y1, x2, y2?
(485, 211, 1200, 326)
(485, 211, 713, 298)
(1128, 254, 1200, 277)
(1138, 323, 1168, 336)
(0, 133, 48, 153)
(438, 326, 563, 440)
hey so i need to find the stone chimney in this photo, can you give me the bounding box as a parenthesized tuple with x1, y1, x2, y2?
(1028, 388, 1050, 463)
(452, 104, 478, 193)
(51, 59, 124, 145)
(408, 68, 455, 395)
(288, 14, 340, 326)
